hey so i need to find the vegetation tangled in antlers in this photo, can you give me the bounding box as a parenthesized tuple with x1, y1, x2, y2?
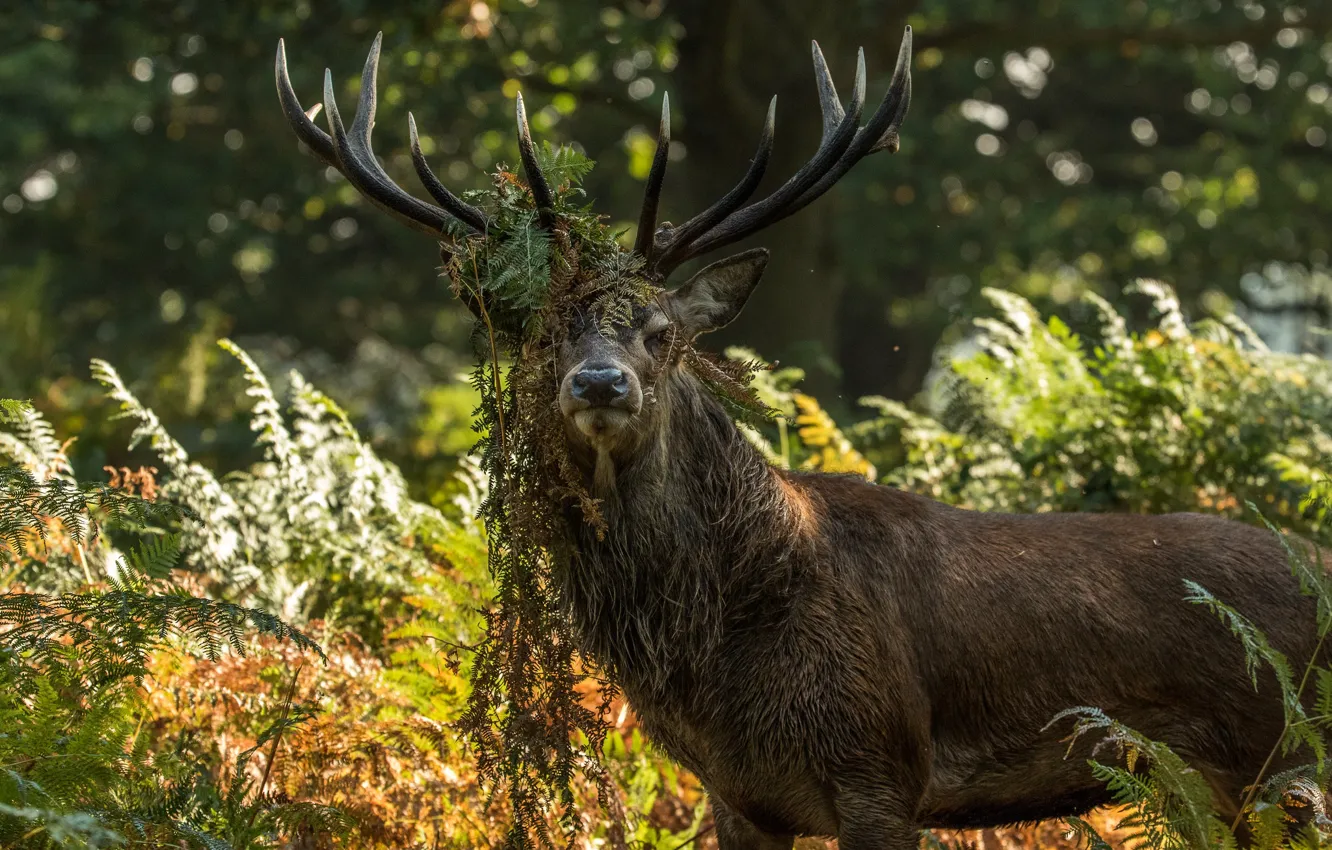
(450, 154, 648, 844)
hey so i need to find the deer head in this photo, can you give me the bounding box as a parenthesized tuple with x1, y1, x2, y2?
(275, 29, 911, 474)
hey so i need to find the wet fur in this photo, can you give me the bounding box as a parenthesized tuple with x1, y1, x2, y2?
(560, 368, 1321, 849)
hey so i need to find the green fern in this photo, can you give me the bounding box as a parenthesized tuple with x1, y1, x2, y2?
(0, 399, 33, 425)
(534, 141, 596, 188)
(1183, 580, 1297, 698)
(125, 532, 181, 579)
(218, 339, 298, 471)
(1, 589, 322, 684)
(485, 211, 553, 314)
(1051, 706, 1236, 850)
(1063, 815, 1117, 850)
(92, 351, 448, 622)
(0, 464, 188, 553)
(0, 803, 127, 849)
(1, 396, 338, 849)
(1, 399, 68, 482)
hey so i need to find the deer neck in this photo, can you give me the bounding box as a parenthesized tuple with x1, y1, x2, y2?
(560, 372, 803, 704)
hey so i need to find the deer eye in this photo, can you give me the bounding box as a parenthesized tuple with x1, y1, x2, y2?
(644, 328, 669, 355)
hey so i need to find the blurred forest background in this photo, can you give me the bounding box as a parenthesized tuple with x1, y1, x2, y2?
(5, 0, 1332, 476)
(6, 1, 1332, 848)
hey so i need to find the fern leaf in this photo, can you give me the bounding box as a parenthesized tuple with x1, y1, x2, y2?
(124, 534, 182, 580)
(1183, 580, 1297, 703)
(534, 141, 595, 188)
(219, 339, 298, 471)
(1064, 815, 1116, 850)
(0, 399, 69, 481)
(0, 399, 33, 425)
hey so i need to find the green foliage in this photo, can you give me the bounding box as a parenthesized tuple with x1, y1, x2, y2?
(1183, 580, 1298, 700)
(0, 399, 34, 424)
(10, 0, 1332, 422)
(0, 584, 322, 690)
(0, 663, 350, 849)
(92, 343, 450, 626)
(1, 396, 337, 848)
(0, 0, 667, 403)
(0, 805, 126, 850)
(178, 674, 352, 850)
(728, 352, 875, 478)
(0, 397, 67, 482)
(449, 146, 626, 848)
(535, 141, 598, 189)
(599, 724, 708, 850)
(840, 283, 1332, 541)
(0, 465, 185, 555)
(1064, 816, 1118, 850)
(479, 208, 555, 320)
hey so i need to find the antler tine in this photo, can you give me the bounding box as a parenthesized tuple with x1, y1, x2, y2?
(811, 41, 845, 146)
(321, 35, 450, 236)
(666, 42, 867, 263)
(276, 34, 488, 237)
(781, 26, 913, 217)
(275, 38, 339, 169)
(634, 93, 671, 258)
(408, 114, 490, 233)
(870, 25, 914, 154)
(650, 27, 912, 278)
(515, 93, 556, 225)
(650, 96, 776, 275)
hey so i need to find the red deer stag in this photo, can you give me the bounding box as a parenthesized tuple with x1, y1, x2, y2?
(276, 28, 1320, 849)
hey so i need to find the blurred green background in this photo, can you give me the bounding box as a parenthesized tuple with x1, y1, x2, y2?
(4, 0, 1331, 486)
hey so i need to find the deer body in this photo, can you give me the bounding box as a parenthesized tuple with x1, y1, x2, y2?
(276, 27, 1318, 848)
(564, 371, 1316, 849)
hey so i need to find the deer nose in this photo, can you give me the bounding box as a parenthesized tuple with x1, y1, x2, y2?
(571, 367, 629, 406)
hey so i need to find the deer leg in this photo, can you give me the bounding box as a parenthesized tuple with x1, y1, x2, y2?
(833, 786, 923, 850)
(712, 799, 795, 850)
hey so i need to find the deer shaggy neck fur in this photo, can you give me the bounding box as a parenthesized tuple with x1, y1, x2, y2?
(558, 369, 1321, 847)
(562, 371, 805, 701)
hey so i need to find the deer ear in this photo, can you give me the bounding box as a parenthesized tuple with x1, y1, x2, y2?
(667, 248, 769, 337)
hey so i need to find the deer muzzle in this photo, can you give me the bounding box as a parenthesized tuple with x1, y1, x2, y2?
(559, 361, 644, 440)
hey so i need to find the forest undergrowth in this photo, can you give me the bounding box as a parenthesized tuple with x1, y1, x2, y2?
(4, 278, 1332, 848)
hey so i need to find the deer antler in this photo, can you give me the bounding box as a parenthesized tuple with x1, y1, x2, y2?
(515, 92, 557, 229)
(275, 32, 491, 237)
(278, 29, 909, 281)
(643, 27, 913, 279)
(634, 94, 672, 257)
